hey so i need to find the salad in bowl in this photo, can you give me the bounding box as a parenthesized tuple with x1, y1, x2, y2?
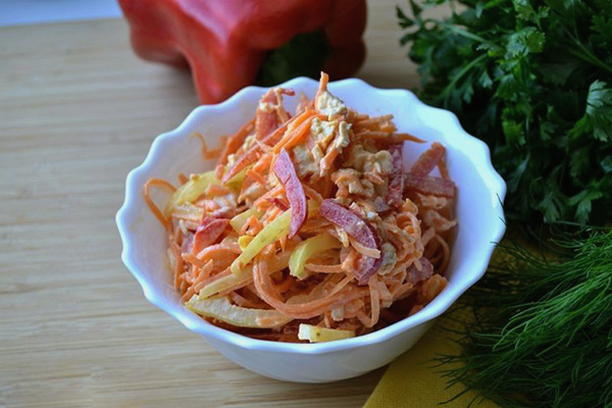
(116, 73, 505, 381)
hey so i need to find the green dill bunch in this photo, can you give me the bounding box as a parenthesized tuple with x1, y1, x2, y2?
(398, 0, 612, 225)
(438, 229, 612, 408)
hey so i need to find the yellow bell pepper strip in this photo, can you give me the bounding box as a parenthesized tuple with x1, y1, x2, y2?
(297, 324, 355, 342)
(225, 166, 250, 194)
(230, 210, 291, 274)
(198, 252, 291, 299)
(165, 171, 218, 213)
(186, 296, 292, 328)
(229, 208, 261, 234)
(170, 203, 204, 223)
(289, 233, 340, 280)
(237, 235, 253, 250)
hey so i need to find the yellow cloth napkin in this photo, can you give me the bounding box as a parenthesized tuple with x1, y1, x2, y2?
(364, 317, 499, 408)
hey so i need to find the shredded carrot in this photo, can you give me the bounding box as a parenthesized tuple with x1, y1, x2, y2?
(357, 131, 425, 143)
(379, 124, 396, 133)
(320, 147, 340, 175)
(246, 168, 268, 187)
(221, 121, 290, 183)
(272, 110, 317, 153)
(316, 71, 329, 98)
(252, 152, 273, 174)
(222, 145, 262, 183)
(253, 259, 355, 319)
(241, 215, 263, 235)
(143, 178, 175, 229)
(231, 291, 264, 308)
(206, 184, 232, 197)
(170, 237, 183, 290)
(349, 238, 381, 258)
(262, 121, 290, 146)
(279, 234, 288, 252)
(295, 92, 311, 114)
(182, 252, 208, 267)
(261, 206, 282, 225)
(273, 88, 295, 123)
(368, 277, 381, 327)
(355, 114, 393, 126)
(434, 234, 451, 274)
(181, 286, 195, 302)
(219, 119, 254, 165)
(303, 184, 323, 203)
(253, 185, 283, 210)
(341, 249, 359, 274)
(353, 115, 396, 132)
(305, 263, 344, 273)
(277, 115, 322, 152)
(255, 138, 273, 153)
(320, 175, 333, 198)
(194, 132, 225, 160)
(275, 274, 294, 293)
(438, 156, 450, 180)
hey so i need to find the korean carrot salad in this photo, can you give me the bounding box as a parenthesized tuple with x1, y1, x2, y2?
(144, 73, 457, 343)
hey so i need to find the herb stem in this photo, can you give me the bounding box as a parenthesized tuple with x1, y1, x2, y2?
(439, 22, 494, 47)
(568, 42, 612, 75)
(557, 19, 612, 75)
(439, 53, 488, 104)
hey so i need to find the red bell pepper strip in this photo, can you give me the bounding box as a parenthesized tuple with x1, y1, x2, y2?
(268, 198, 289, 211)
(410, 142, 446, 177)
(221, 123, 288, 183)
(192, 217, 229, 254)
(386, 144, 404, 208)
(320, 199, 381, 284)
(273, 149, 307, 238)
(355, 251, 382, 286)
(404, 174, 456, 198)
(406, 257, 434, 284)
(256, 88, 294, 140)
(118, 0, 367, 103)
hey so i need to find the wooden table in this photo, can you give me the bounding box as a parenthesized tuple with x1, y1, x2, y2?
(0, 2, 431, 406)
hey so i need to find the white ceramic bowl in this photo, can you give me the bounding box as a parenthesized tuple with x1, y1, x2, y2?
(116, 77, 506, 383)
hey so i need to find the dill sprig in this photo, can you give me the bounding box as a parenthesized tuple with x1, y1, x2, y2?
(438, 229, 612, 408)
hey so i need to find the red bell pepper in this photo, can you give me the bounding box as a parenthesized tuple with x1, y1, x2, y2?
(119, 0, 367, 103)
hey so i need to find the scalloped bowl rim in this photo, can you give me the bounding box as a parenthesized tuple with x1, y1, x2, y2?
(116, 76, 506, 355)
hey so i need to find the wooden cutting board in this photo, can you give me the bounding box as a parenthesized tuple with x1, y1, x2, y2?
(0, 2, 433, 406)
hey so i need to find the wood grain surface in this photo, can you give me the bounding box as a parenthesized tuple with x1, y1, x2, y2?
(0, 2, 438, 407)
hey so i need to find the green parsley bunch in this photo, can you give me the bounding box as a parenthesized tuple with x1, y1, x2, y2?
(398, 0, 612, 225)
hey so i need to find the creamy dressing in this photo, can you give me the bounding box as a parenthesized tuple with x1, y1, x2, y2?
(331, 121, 351, 151)
(315, 90, 347, 117)
(292, 144, 318, 178)
(378, 243, 398, 276)
(257, 101, 276, 112)
(347, 144, 393, 175)
(310, 118, 338, 163)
